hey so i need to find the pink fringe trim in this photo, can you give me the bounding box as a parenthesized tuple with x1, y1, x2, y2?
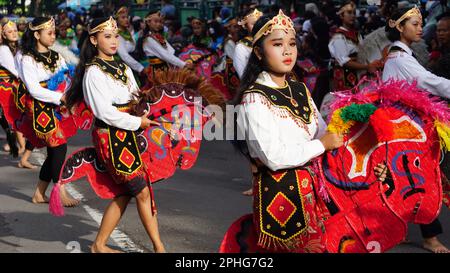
(327, 76, 450, 124)
(49, 183, 65, 217)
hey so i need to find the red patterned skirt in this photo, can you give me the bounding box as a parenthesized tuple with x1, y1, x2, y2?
(253, 167, 326, 252)
(219, 166, 327, 253)
(92, 120, 156, 212)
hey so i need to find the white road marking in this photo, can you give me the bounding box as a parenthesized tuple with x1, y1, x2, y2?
(65, 184, 144, 253)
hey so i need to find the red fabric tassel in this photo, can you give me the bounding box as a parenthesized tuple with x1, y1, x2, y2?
(49, 183, 65, 216)
(369, 108, 394, 142)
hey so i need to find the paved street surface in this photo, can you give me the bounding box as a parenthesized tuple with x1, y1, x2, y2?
(0, 131, 448, 253)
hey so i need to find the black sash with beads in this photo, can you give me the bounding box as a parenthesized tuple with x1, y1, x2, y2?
(147, 56, 169, 78)
(32, 81, 58, 136)
(257, 167, 310, 244)
(332, 52, 358, 90)
(29, 50, 60, 73)
(95, 103, 143, 176)
(15, 81, 27, 112)
(243, 81, 313, 124)
(88, 57, 129, 85)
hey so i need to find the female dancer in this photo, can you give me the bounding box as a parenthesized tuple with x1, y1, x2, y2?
(233, 10, 387, 252)
(328, 1, 381, 91)
(137, 9, 189, 83)
(115, 7, 145, 75)
(20, 17, 78, 206)
(382, 6, 450, 253)
(65, 17, 165, 253)
(233, 8, 263, 79)
(0, 19, 35, 168)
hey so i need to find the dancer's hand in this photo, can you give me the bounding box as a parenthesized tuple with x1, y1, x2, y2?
(140, 111, 160, 129)
(367, 60, 383, 73)
(374, 163, 388, 182)
(320, 132, 344, 151)
(185, 62, 195, 70)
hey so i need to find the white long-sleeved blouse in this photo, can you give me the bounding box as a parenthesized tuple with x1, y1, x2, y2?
(0, 45, 19, 77)
(20, 51, 67, 105)
(143, 35, 185, 68)
(118, 31, 145, 73)
(232, 41, 252, 79)
(236, 71, 327, 171)
(382, 41, 450, 99)
(328, 26, 362, 67)
(82, 61, 142, 131)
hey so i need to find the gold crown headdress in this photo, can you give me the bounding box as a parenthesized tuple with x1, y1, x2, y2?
(2, 20, 17, 33)
(145, 10, 161, 21)
(115, 6, 128, 17)
(17, 17, 27, 25)
(225, 18, 238, 28)
(337, 2, 356, 15)
(388, 6, 422, 28)
(238, 8, 263, 26)
(191, 18, 204, 26)
(29, 17, 55, 31)
(253, 10, 295, 45)
(88, 17, 118, 35)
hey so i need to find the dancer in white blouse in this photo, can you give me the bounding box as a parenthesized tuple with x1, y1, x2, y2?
(65, 17, 164, 253)
(233, 8, 263, 79)
(115, 6, 145, 75)
(382, 6, 450, 253)
(139, 9, 190, 83)
(0, 19, 35, 168)
(20, 17, 79, 207)
(382, 7, 450, 99)
(328, 1, 381, 91)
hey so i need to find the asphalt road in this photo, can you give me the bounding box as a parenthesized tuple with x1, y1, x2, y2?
(0, 130, 448, 253)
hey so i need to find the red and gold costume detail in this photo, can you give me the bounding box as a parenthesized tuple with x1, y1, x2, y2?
(331, 27, 360, 91)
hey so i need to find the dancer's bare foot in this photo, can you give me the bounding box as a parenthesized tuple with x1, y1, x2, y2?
(18, 160, 37, 169)
(90, 243, 123, 253)
(154, 243, 166, 253)
(31, 192, 49, 204)
(60, 186, 80, 207)
(423, 237, 450, 253)
(3, 143, 10, 152)
(242, 188, 253, 196)
(32, 180, 50, 204)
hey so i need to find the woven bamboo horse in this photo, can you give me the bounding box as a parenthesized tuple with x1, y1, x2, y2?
(49, 69, 225, 215)
(220, 78, 450, 253)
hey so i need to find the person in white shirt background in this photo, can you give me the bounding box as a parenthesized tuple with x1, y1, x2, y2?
(223, 18, 240, 60)
(328, 1, 383, 91)
(233, 8, 263, 79)
(115, 7, 145, 76)
(137, 9, 192, 84)
(382, 5, 450, 253)
(383, 6, 450, 99)
(0, 19, 36, 169)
